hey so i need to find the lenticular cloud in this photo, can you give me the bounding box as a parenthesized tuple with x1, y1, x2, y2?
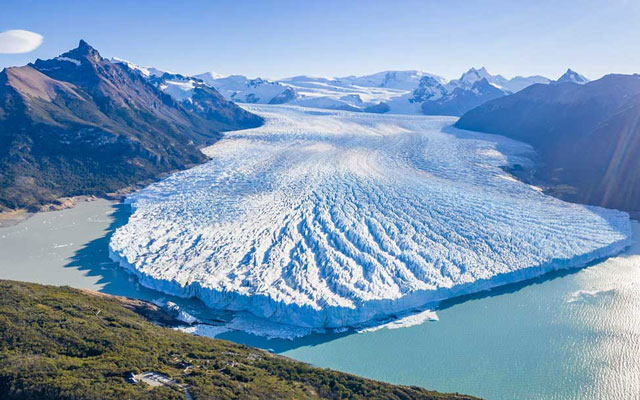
(109, 105, 631, 328)
(0, 30, 43, 54)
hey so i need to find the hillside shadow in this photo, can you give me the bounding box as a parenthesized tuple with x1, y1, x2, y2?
(63, 203, 219, 321)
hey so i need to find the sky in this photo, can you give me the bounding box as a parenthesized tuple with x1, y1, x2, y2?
(1, 0, 639, 81)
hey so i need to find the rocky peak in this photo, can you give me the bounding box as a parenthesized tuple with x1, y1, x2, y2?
(556, 69, 589, 84)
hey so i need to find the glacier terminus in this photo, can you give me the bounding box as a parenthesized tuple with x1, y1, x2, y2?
(109, 105, 631, 329)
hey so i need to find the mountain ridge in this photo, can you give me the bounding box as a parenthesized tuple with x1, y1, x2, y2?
(0, 40, 262, 212)
(455, 73, 640, 212)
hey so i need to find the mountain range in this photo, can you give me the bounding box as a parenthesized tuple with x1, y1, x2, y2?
(1, 39, 606, 214)
(192, 66, 578, 116)
(113, 54, 590, 118)
(456, 73, 640, 213)
(0, 41, 262, 211)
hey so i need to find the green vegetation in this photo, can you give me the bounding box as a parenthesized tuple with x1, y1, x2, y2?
(0, 280, 477, 400)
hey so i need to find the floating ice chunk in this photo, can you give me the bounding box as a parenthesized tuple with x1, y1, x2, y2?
(567, 288, 616, 304)
(358, 309, 439, 333)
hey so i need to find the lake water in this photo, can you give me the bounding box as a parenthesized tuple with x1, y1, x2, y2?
(1, 199, 638, 399)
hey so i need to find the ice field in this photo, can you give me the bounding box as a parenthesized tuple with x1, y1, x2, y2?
(109, 105, 631, 328)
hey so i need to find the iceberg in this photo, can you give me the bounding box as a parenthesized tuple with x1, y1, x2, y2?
(109, 105, 631, 329)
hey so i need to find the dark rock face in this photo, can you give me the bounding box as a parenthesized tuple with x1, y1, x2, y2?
(269, 86, 298, 104)
(363, 102, 390, 114)
(0, 40, 263, 211)
(422, 78, 509, 116)
(410, 76, 447, 103)
(456, 74, 640, 213)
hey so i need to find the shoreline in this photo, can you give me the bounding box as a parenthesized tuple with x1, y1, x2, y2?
(0, 160, 208, 229)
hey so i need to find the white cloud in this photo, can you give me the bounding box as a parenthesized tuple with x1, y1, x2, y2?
(0, 30, 43, 54)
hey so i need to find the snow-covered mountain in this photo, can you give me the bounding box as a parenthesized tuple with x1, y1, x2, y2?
(278, 74, 411, 112)
(445, 67, 550, 93)
(112, 58, 204, 102)
(195, 71, 226, 83)
(445, 67, 508, 91)
(556, 68, 589, 84)
(114, 56, 554, 116)
(506, 75, 551, 92)
(0, 41, 261, 211)
(339, 70, 446, 90)
(422, 78, 510, 116)
(111, 57, 172, 78)
(195, 74, 298, 104)
(276, 68, 550, 116)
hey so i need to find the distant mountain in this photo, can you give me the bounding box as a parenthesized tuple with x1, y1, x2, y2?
(455, 74, 640, 212)
(403, 68, 555, 116)
(0, 40, 262, 211)
(196, 74, 298, 105)
(339, 70, 446, 90)
(275, 70, 513, 116)
(504, 75, 551, 92)
(421, 77, 510, 116)
(409, 75, 448, 102)
(195, 70, 225, 82)
(444, 67, 551, 93)
(556, 68, 589, 84)
(445, 67, 508, 91)
(191, 67, 551, 116)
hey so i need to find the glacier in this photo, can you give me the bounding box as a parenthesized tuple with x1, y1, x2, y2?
(109, 105, 631, 329)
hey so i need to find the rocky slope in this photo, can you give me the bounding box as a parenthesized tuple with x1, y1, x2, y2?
(421, 78, 509, 116)
(456, 73, 640, 212)
(0, 40, 262, 211)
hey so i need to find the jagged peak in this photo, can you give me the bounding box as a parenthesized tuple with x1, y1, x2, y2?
(59, 39, 101, 61)
(557, 68, 589, 84)
(78, 39, 92, 50)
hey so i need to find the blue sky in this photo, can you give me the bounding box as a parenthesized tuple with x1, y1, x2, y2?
(2, 0, 639, 80)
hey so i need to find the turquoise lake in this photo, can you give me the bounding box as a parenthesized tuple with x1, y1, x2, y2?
(1, 200, 638, 399)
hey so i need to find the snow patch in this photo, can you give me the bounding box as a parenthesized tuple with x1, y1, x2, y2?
(160, 79, 195, 102)
(55, 56, 81, 66)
